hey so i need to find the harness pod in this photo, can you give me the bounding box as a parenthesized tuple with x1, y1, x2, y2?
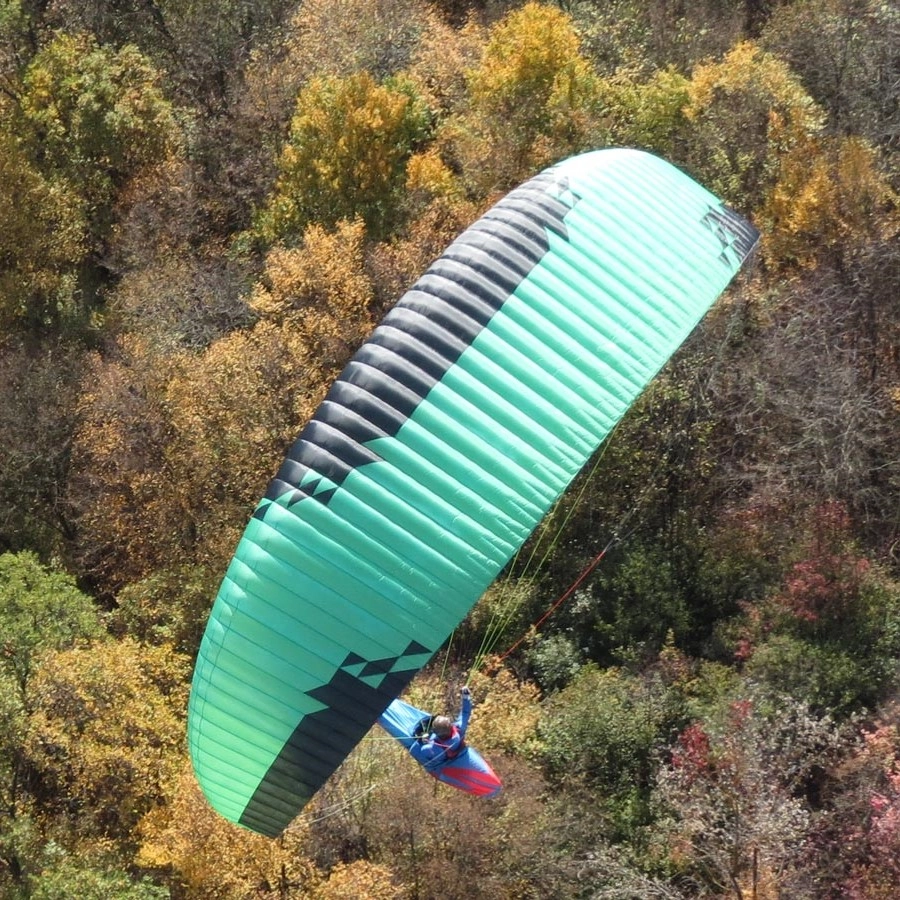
(381, 699, 498, 795)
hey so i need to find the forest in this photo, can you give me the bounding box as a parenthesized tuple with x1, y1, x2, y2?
(0, 0, 898, 896)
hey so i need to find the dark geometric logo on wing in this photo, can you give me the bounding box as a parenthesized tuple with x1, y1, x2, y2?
(702, 203, 760, 267)
(239, 640, 432, 837)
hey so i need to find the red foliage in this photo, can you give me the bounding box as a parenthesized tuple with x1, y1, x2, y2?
(780, 553, 870, 623)
(732, 501, 872, 660)
(774, 500, 870, 625)
(671, 723, 712, 783)
(842, 725, 900, 898)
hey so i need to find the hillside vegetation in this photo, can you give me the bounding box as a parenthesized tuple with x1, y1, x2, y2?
(0, 1, 898, 897)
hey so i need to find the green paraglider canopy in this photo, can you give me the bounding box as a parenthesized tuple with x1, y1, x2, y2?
(187, 148, 759, 837)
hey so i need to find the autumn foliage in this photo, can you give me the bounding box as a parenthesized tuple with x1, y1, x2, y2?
(0, 1, 898, 897)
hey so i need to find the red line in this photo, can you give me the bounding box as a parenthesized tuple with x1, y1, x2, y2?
(496, 543, 611, 662)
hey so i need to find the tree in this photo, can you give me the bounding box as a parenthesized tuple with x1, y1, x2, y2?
(366, 196, 481, 316)
(822, 713, 900, 899)
(23, 638, 189, 842)
(445, 2, 604, 193)
(736, 504, 900, 716)
(312, 861, 403, 900)
(761, 134, 897, 271)
(0, 338, 85, 553)
(162, 320, 313, 568)
(360, 745, 562, 899)
(153, 0, 293, 107)
(254, 70, 431, 243)
(106, 566, 219, 656)
(164, 220, 376, 570)
(65, 337, 180, 596)
(17, 32, 181, 241)
(592, 66, 690, 157)
(681, 41, 825, 212)
(0, 127, 86, 331)
(27, 847, 167, 900)
(0, 552, 101, 701)
(760, 0, 900, 150)
(137, 766, 320, 898)
(0, 552, 101, 891)
(105, 247, 254, 353)
(282, 0, 439, 85)
(652, 693, 844, 898)
(569, 0, 747, 76)
(538, 664, 681, 840)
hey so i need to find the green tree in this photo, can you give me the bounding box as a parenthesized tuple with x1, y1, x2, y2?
(17, 32, 181, 239)
(0, 552, 101, 700)
(0, 552, 101, 891)
(585, 0, 753, 72)
(255, 70, 431, 243)
(106, 566, 219, 656)
(594, 66, 690, 156)
(538, 664, 681, 839)
(27, 847, 167, 900)
(737, 514, 900, 717)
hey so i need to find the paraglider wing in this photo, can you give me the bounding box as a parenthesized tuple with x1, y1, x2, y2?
(187, 148, 759, 837)
(377, 698, 502, 797)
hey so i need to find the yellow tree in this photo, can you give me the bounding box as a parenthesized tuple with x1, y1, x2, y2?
(313, 861, 404, 900)
(24, 638, 189, 843)
(255, 70, 431, 243)
(247, 221, 375, 393)
(162, 320, 312, 572)
(682, 40, 825, 214)
(138, 766, 321, 898)
(249, 219, 374, 349)
(761, 135, 898, 270)
(445, 1, 604, 194)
